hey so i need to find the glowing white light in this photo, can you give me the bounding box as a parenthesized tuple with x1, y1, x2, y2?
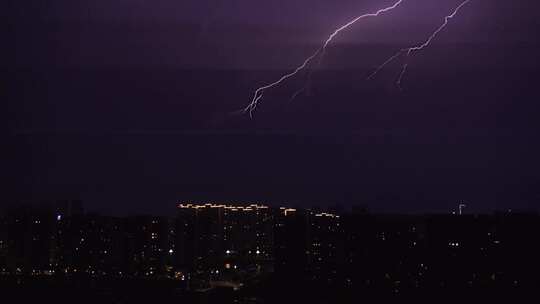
(242, 0, 405, 116)
(369, 0, 471, 89)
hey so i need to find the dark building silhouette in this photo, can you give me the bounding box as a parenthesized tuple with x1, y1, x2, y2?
(306, 211, 342, 284)
(273, 207, 308, 279)
(56, 214, 126, 275)
(2, 205, 56, 274)
(174, 203, 273, 288)
(124, 216, 173, 276)
(1, 202, 539, 302)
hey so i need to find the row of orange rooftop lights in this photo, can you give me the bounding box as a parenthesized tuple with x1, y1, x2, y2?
(177, 203, 339, 218)
(177, 203, 269, 211)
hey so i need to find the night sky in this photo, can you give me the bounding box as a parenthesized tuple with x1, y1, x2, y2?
(5, 0, 540, 215)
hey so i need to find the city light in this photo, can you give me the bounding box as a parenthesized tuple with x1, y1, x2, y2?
(2, 202, 537, 297)
(178, 202, 269, 211)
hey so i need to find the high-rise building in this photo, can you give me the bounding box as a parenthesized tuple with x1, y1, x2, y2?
(175, 203, 274, 284)
(306, 211, 342, 284)
(273, 207, 308, 279)
(3, 205, 56, 275)
(124, 216, 172, 276)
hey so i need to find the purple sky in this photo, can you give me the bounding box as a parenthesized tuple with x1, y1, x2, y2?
(8, 0, 538, 69)
(5, 0, 540, 215)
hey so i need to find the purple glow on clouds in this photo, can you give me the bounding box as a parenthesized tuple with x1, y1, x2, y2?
(7, 0, 538, 69)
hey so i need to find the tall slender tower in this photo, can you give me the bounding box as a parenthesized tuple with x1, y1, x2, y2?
(458, 202, 467, 215)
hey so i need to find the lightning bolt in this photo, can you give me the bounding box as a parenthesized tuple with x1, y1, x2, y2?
(368, 0, 471, 88)
(242, 0, 405, 117)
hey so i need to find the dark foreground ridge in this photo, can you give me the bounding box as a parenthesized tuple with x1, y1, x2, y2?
(1, 201, 538, 303)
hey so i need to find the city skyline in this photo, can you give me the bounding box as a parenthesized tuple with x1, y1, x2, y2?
(5, 1, 540, 301)
(1, 200, 537, 303)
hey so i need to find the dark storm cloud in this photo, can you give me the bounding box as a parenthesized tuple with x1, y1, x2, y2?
(5, 0, 539, 69)
(5, 0, 540, 214)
